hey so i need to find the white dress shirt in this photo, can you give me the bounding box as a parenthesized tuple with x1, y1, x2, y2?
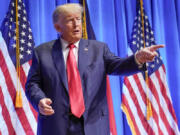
(60, 38, 80, 68)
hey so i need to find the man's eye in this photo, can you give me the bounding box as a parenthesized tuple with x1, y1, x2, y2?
(66, 19, 73, 23)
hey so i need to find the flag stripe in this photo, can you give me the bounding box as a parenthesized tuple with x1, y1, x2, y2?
(159, 66, 172, 103)
(22, 62, 31, 77)
(0, 50, 34, 134)
(152, 71, 177, 134)
(149, 74, 175, 135)
(106, 77, 117, 135)
(22, 61, 38, 121)
(0, 67, 25, 135)
(124, 78, 154, 135)
(162, 64, 166, 73)
(28, 60, 32, 66)
(158, 67, 180, 134)
(132, 74, 163, 135)
(0, 37, 37, 134)
(128, 75, 161, 135)
(0, 107, 9, 135)
(0, 87, 15, 135)
(123, 81, 155, 134)
(122, 94, 141, 135)
(137, 73, 170, 135)
(21, 64, 38, 121)
(155, 69, 177, 123)
(122, 95, 140, 135)
(124, 72, 171, 135)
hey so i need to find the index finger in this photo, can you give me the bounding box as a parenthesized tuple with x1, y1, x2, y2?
(149, 45, 164, 51)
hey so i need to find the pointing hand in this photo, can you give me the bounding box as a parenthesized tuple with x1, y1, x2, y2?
(135, 45, 164, 64)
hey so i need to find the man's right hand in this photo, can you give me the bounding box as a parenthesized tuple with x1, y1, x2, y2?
(38, 98, 55, 116)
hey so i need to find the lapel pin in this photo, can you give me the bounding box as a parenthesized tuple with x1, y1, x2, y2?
(84, 48, 88, 51)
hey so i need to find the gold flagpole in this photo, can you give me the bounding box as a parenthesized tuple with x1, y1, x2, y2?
(139, 0, 152, 120)
(82, 0, 88, 39)
(15, 0, 22, 108)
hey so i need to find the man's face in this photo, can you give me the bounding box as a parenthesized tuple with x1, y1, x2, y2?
(55, 12, 82, 43)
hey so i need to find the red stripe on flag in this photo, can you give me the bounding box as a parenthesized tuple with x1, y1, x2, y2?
(122, 94, 141, 135)
(162, 64, 166, 73)
(0, 50, 34, 134)
(155, 70, 178, 123)
(149, 76, 175, 135)
(133, 74, 163, 135)
(20, 65, 37, 120)
(124, 78, 155, 135)
(0, 86, 15, 134)
(28, 60, 32, 65)
(106, 76, 117, 135)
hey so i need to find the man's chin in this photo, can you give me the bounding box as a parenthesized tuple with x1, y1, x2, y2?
(72, 35, 82, 41)
(67, 37, 81, 43)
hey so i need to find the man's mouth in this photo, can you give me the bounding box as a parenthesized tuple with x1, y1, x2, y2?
(73, 30, 80, 33)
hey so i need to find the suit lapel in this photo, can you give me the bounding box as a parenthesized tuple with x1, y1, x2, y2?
(52, 39, 89, 93)
(78, 39, 89, 105)
(52, 39, 68, 92)
(78, 39, 89, 78)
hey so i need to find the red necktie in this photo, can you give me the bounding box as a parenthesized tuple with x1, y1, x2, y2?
(66, 44, 85, 118)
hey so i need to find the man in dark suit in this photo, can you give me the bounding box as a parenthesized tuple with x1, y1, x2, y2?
(25, 3, 163, 135)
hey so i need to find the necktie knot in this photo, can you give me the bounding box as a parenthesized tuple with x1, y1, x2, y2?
(68, 44, 75, 49)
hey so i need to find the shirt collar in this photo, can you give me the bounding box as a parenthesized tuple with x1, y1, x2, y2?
(60, 38, 80, 50)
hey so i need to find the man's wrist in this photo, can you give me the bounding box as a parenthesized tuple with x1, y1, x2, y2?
(135, 52, 144, 68)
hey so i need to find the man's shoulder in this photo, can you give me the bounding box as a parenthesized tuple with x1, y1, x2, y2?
(34, 39, 59, 51)
(81, 39, 107, 47)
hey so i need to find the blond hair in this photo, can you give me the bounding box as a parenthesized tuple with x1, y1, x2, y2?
(52, 3, 83, 24)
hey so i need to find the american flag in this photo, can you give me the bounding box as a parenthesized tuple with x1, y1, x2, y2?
(121, 1, 180, 135)
(0, 0, 37, 134)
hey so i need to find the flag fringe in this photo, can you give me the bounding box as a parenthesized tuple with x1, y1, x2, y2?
(121, 104, 136, 135)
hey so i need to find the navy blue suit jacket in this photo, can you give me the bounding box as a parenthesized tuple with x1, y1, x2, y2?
(25, 39, 143, 135)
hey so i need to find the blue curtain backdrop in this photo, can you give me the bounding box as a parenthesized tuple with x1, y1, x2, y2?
(0, 0, 179, 135)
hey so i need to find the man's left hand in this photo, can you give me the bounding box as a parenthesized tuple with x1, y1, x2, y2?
(135, 45, 164, 64)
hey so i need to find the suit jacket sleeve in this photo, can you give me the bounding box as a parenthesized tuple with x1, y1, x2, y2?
(103, 44, 146, 76)
(25, 49, 46, 111)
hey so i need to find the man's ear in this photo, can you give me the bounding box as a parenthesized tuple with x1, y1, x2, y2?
(54, 24, 61, 33)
